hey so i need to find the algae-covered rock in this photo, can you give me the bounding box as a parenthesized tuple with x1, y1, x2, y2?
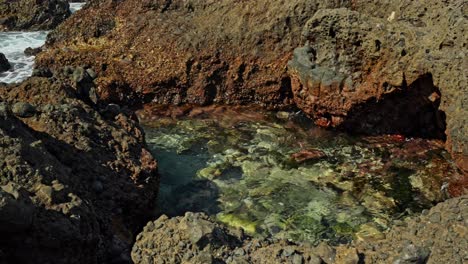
(217, 213, 257, 234)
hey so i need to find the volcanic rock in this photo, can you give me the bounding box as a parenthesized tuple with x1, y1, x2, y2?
(37, 0, 352, 107)
(288, 1, 467, 184)
(132, 196, 467, 263)
(0, 77, 158, 263)
(0, 53, 10, 72)
(0, 0, 70, 30)
(24, 47, 42, 57)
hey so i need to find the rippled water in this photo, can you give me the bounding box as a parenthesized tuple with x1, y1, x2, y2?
(143, 108, 456, 245)
(0, 31, 48, 83)
(70, 3, 86, 13)
(0, 3, 85, 84)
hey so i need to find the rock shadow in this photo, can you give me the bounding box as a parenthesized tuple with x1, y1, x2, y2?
(339, 74, 446, 140)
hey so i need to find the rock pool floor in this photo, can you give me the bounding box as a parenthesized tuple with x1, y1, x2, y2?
(142, 107, 457, 245)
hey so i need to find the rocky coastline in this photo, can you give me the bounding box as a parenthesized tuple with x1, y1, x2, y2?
(0, 0, 466, 263)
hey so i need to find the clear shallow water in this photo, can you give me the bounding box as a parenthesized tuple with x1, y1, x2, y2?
(144, 109, 455, 245)
(0, 3, 85, 84)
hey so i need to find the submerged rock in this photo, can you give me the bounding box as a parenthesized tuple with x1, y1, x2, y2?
(142, 110, 456, 245)
(291, 148, 326, 163)
(133, 196, 467, 263)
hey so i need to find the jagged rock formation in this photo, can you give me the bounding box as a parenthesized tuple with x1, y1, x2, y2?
(37, 0, 352, 107)
(0, 77, 158, 263)
(0, 0, 70, 30)
(288, 1, 467, 192)
(0, 0, 465, 262)
(132, 196, 467, 263)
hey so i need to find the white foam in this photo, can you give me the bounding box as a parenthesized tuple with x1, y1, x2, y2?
(70, 2, 86, 13)
(0, 31, 49, 83)
(0, 3, 86, 84)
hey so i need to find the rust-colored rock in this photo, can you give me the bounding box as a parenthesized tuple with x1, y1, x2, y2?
(288, 3, 467, 186)
(291, 148, 326, 163)
(36, 0, 351, 107)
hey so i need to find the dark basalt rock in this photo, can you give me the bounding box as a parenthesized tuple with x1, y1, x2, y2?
(0, 0, 70, 31)
(24, 47, 42, 57)
(0, 77, 159, 263)
(0, 53, 10, 72)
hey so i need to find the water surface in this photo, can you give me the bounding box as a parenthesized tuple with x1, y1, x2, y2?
(143, 108, 454, 245)
(0, 3, 85, 84)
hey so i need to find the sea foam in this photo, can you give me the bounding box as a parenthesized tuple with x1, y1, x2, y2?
(0, 3, 85, 84)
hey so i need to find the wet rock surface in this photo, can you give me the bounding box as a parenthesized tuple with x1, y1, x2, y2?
(132, 196, 467, 263)
(0, 77, 158, 263)
(0, 0, 71, 31)
(0, 53, 10, 72)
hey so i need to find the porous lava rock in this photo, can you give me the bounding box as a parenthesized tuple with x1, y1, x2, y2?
(288, 1, 467, 190)
(0, 77, 158, 263)
(36, 0, 352, 107)
(132, 196, 467, 263)
(0, 0, 70, 31)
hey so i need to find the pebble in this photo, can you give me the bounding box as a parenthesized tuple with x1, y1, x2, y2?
(291, 253, 303, 264)
(429, 212, 441, 223)
(282, 247, 295, 257)
(0, 102, 10, 116)
(234, 248, 245, 256)
(86, 68, 97, 79)
(12, 102, 36, 118)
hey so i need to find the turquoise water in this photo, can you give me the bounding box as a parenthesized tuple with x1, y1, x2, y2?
(143, 108, 455, 245)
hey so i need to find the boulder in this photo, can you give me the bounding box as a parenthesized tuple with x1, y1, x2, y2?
(0, 77, 158, 263)
(0, 53, 10, 72)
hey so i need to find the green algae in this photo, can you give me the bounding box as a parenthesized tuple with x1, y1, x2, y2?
(217, 213, 258, 234)
(144, 110, 456, 245)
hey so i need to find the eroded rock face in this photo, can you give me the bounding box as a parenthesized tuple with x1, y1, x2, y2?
(288, 2, 467, 185)
(36, 0, 352, 108)
(0, 0, 70, 31)
(0, 77, 158, 263)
